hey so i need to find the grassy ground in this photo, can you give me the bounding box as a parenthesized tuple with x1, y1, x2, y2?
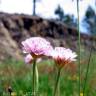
(0, 50, 96, 96)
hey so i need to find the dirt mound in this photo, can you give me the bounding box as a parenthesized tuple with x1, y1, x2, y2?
(0, 21, 22, 62)
(0, 12, 95, 61)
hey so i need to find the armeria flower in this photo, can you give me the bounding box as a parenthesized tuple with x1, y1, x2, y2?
(25, 54, 33, 64)
(22, 37, 53, 59)
(51, 47, 77, 68)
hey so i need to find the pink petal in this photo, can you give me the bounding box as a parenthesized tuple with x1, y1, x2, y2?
(25, 54, 33, 64)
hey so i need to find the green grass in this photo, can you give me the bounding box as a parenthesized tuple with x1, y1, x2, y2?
(0, 51, 96, 96)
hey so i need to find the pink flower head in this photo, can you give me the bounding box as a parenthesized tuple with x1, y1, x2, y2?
(51, 47, 77, 68)
(22, 37, 53, 58)
(25, 54, 33, 64)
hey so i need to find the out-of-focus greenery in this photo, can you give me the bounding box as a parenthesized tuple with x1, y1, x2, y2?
(54, 4, 96, 35)
(54, 5, 77, 28)
(83, 6, 96, 35)
(0, 49, 96, 96)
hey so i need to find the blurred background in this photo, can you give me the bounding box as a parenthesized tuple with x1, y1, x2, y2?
(0, 0, 96, 95)
(0, 0, 95, 61)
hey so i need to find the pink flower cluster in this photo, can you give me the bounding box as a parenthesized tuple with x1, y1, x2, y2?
(22, 37, 53, 63)
(22, 37, 77, 67)
(51, 47, 77, 68)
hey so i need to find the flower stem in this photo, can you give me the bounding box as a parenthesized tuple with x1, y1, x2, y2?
(35, 63, 39, 95)
(32, 59, 39, 96)
(53, 68, 61, 96)
(76, 0, 81, 95)
(32, 59, 36, 96)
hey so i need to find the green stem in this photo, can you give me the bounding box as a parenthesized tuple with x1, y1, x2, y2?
(35, 64, 39, 95)
(53, 68, 61, 96)
(32, 59, 36, 96)
(83, 47, 92, 96)
(76, 0, 81, 95)
(32, 59, 39, 96)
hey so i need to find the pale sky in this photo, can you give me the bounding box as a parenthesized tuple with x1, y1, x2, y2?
(0, 0, 95, 20)
(0, 0, 95, 32)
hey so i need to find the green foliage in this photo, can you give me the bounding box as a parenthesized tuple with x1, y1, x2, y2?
(64, 14, 77, 27)
(83, 6, 96, 35)
(0, 51, 96, 96)
(55, 5, 65, 21)
(55, 5, 77, 27)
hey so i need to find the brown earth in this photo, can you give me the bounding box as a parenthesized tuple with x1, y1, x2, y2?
(0, 12, 96, 62)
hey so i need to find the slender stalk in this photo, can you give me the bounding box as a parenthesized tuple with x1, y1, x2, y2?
(32, 59, 39, 96)
(76, 0, 81, 96)
(35, 64, 39, 95)
(57, 78, 60, 96)
(53, 68, 61, 96)
(83, 47, 92, 96)
(32, 59, 36, 96)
